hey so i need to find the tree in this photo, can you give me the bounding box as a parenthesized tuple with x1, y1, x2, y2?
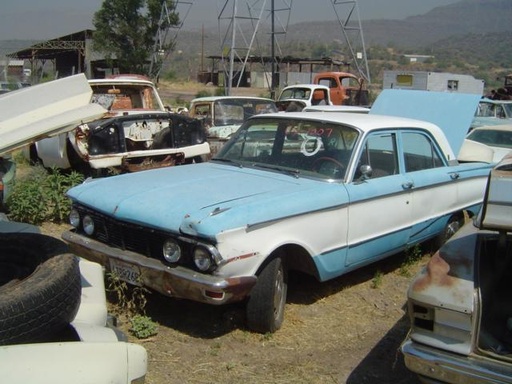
(92, 0, 180, 76)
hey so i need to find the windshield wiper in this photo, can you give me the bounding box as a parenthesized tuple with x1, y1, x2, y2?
(252, 163, 301, 178)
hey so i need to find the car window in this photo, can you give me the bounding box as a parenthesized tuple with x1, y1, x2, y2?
(355, 132, 398, 179)
(467, 129, 512, 149)
(216, 117, 359, 180)
(402, 131, 444, 172)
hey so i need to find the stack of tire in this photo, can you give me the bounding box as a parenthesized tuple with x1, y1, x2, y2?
(0, 233, 82, 345)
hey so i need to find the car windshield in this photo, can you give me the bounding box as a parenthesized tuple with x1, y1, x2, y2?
(278, 88, 311, 101)
(213, 99, 277, 126)
(90, 84, 161, 111)
(476, 102, 512, 118)
(467, 128, 512, 149)
(214, 117, 360, 180)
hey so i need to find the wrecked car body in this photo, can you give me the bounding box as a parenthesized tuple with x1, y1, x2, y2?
(189, 96, 278, 156)
(67, 112, 209, 174)
(401, 154, 512, 383)
(29, 74, 210, 174)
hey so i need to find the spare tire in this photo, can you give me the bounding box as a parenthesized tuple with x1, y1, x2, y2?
(0, 233, 82, 345)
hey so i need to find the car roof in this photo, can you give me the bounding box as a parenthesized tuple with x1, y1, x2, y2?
(479, 98, 512, 104)
(191, 96, 275, 102)
(250, 111, 454, 158)
(88, 77, 155, 86)
(470, 123, 512, 132)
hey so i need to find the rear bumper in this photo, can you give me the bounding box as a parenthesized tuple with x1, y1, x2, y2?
(401, 338, 512, 384)
(62, 230, 257, 305)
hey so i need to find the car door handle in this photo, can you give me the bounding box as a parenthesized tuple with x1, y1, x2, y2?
(402, 181, 414, 189)
(450, 173, 460, 180)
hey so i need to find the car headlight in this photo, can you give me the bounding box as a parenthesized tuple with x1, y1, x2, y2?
(82, 215, 95, 235)
(193, 246, 213, 271)
(163, 238, 181, 263)
(69, 209, 80, 228)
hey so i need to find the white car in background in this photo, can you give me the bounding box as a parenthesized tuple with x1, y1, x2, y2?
(459, 124, 512, 163)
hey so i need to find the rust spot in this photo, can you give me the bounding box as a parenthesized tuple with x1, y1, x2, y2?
(412, 252, 455, 292)
(225, 252, 257, 265)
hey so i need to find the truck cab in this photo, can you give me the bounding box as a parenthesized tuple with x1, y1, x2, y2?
(313, 71, 369, 106)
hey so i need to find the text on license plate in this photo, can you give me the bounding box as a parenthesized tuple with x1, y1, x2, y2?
(109, 259, 142, 286)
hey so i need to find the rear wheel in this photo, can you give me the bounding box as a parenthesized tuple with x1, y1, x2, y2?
(433, 213, 465, 250)
(246, 257, 287, 333)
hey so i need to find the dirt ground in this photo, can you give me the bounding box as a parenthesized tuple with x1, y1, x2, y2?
(41, 222, 424, 384)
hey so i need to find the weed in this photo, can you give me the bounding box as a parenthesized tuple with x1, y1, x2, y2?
(195, 89, 212, 98)
(209, 342, 222, 356)
(371, 270, 383, 289)
(399, 244, 423, 277)
(106, 272, 150, 317)
(130, 315, 159, 339)
(7, 165, 83, 224)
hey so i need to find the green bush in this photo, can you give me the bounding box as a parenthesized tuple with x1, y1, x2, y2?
(6, 166, 84, 225)
(130, 315, 159, 339)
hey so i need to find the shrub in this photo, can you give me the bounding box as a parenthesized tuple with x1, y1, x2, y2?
(6, 166, 84, 225)
(130, 315, 159, 339)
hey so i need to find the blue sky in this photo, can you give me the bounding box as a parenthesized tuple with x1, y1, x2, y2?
(0, 0, 461, 40)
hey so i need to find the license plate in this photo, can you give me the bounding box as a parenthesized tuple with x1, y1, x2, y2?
(109, 259, 142, 286)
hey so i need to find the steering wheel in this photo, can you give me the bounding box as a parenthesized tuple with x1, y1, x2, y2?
(311, 157, 345, 177)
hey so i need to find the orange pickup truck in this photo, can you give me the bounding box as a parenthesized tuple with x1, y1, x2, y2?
(313, 71, 369, 106)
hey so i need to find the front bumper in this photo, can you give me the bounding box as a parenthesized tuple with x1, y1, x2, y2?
(401, 338, 512, 384)
(62, 230, 257, 305)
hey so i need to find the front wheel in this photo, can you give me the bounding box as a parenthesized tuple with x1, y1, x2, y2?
(246, 257, 287, 333)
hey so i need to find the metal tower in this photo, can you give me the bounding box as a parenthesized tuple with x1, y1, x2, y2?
(148, 0, 193, 82)
(216, 0, 370, 95)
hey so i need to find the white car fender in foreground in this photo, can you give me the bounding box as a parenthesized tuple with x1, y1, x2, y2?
(0, 342, 147, 384)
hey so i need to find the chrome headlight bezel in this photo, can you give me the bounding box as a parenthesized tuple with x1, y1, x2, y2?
(82, 215, 95, 235)
(69, 209, 80, 228)
(162, 238, 181, 263)
(193, 246, 214, 272)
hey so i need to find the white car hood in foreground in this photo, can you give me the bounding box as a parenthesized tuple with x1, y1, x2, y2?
(0, 74, 106, 156)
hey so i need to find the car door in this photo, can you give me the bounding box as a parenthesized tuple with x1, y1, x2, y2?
(344, 130, 413, 267)
(399, 130, 459, 243)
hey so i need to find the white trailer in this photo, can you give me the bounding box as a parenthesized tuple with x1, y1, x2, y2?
(383, 70, 484, 95)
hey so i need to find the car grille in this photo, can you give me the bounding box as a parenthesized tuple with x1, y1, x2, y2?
(76, 206, 170, 260)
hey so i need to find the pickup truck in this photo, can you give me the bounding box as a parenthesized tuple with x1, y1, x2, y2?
(63, 90, 492, 334)
(276, 83, 332, 111)
(313, 71, 369, 106)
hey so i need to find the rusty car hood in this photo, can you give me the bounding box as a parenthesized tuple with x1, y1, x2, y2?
(408, 223, 478, 314)
(67, 162, 347, 240)
(0, 74, 106, 156)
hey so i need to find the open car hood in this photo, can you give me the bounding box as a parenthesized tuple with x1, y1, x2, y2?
(0, 74, 106, 156)
(370, 89, 481, 156)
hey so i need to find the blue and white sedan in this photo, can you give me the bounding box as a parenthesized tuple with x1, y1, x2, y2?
(63, 92, 493, 333)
